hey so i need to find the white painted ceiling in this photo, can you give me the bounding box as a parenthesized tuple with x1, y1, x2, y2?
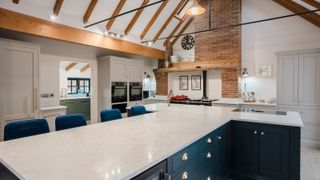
(0, 0, 195, 50)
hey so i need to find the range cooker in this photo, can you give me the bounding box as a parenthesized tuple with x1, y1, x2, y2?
(170, 99, 217, 106)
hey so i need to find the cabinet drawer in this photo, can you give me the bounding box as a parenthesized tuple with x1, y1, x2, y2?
(172, 133, 215, 172)
(172, 149, 215, 180)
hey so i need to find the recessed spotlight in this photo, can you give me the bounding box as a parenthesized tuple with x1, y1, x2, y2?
(147, 41, 153, 46)
(104, 30, 109, 36)
(49, 14, 56, 21)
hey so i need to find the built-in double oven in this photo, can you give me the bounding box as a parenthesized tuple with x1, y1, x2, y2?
(129, 82, 143, 101)
(111, 82, 128, 103)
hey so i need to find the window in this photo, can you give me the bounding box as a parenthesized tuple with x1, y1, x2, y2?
(67, 78, 90, 94)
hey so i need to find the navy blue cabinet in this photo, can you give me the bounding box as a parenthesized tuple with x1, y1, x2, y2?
(231, 121, 300, 180)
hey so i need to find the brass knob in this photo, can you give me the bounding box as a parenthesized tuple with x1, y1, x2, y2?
(261, 132, 264, 136)
(207, 152, 212, 159)
(182, 153, 188, 161)
(207, 176, 211, 180)
(254, 131, 257, 134)
(182, 171, 188, 180)
(217, 136, 222, 140)
(207, 137, 212, 143)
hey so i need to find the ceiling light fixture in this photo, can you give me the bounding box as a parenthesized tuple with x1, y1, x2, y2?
(185, 0, 206, 16)
(49, 14, 57, 21)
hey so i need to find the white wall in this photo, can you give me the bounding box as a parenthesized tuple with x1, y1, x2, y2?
(168, 70, 222, 99)
(242, 0, 320, 101)
(40, 54, 98, 123)
(143, 60, 157, 91)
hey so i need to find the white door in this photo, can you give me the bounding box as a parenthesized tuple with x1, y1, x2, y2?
(127, 63, 143, 82)
(298, 53, 320, 107)
(110, 61, 127, 82)
(277, 55, 299, 106)
(0, 44, 39, 121)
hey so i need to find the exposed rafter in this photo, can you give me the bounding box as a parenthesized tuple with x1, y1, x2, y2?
(172, 17, 194, 45)
(106, 0, 126, 31)
(12, 0, 19, 4)
(163, 14, 188, 46)
(80, 64, 91, 72)
(302, 0, 320, 9)
(53, 0, 64, 16)
(0, 8, 165, 59)
(83, 0, 98, 24)
(140, 0, 169, 40)
(273, 0, 320, 27)
(65, 63, 77, 71)
(125, 0, 149, 35)
(152, 0, 188, 43)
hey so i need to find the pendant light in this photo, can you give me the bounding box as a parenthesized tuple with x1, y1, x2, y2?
(185, 0, 206, 16)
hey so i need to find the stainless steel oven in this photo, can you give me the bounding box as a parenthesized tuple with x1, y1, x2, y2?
(129, 82, 142, 101)
(111, 82, 127, 103)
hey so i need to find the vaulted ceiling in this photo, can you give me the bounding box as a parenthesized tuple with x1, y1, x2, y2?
(0, 0, 195, 50)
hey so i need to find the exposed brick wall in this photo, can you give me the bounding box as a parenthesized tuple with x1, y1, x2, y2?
(155, 72, 168, 95)
(221, 69, 240, 98)
(195, 0, 241, 98)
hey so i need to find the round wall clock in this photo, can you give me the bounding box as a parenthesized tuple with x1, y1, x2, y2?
(181, 35, 194, 50)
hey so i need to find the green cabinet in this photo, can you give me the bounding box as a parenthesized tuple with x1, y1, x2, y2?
(231, 121, 300, 180)
(60, 98, 90, 120)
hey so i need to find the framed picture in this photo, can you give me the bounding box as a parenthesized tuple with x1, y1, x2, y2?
(255, 65, 272, 77)
(191, 75, 201, 90)
(179, 76, 188, 90)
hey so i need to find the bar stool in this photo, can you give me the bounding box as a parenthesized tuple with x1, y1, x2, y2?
(100, 109, 122, 122)
(55, 114, 87, 131)
(128, 105, 147, 117)
(4, 119, 49, 141)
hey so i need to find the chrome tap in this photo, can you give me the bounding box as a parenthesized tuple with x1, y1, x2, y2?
(168, 90, 174, 106)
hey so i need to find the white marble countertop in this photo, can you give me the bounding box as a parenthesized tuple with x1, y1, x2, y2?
(60, 96, 91, 100)
(0, 103, 302, 180)
(213, 98, 276, 106)
(40, 106, 67, 111)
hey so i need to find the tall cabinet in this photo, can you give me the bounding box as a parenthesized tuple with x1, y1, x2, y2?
(277, 49, 320, 146)
(0, 38, 40, 140)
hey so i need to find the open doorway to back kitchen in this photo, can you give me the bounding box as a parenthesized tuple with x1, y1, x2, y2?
(59, 61, 92, 123)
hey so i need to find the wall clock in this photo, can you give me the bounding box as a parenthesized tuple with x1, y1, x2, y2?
(181, 35, 194, 50)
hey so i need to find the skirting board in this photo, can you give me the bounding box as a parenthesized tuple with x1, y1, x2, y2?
(302, 138, 320, 148)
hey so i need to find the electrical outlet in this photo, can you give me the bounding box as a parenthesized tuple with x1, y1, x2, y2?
(41, 94, 49, 98)
(50, 93, 54, 98)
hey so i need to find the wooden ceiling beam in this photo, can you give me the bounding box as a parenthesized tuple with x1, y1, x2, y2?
(302, 0, 320, 9)
(53, 0, 64, 16)
(140, 0, 169, 40)
(65, 63, 77, 71)
(83, 0, 98, 24)
(125, 0, 149, 35)
(273, 0, 320, 27)
(152, 0, 188, 43)
(80, 64, 91, 72)
(172, 17, 194, 45)
(164, 14, 188, 47)
(106, 0, 126, 31)
(0, 8, 165, 59)
(12, 0, 19, 4)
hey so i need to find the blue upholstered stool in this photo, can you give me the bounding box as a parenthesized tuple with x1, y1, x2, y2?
(55, 114, 87, 131)
(128, 105, 147, 117)
(4, 119, 49, 141)
(100, 109, 122, 122)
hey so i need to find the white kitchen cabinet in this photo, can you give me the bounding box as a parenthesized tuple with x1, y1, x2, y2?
(110, 61, 127, 82)
(127, 63, 143, 82)
(277, 55, 299, 107)
(0, 39, 40, 140)
(277, 49, 320, 147)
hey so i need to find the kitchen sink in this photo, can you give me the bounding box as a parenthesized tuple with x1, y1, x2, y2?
(233, 108, 287, 115)
(0, 162, 19, 180)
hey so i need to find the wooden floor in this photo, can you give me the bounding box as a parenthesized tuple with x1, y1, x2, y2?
(302, 147, 320, 180)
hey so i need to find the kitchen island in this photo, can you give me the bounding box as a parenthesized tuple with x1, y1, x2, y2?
(0, 104, 303, 180)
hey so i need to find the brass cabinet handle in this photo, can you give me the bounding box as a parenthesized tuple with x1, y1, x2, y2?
(182, 171, 188, 180)
(254, 131, 258, 134)
(217, 136, 222, 140)
(207, 176, 212, 180)
(261, 132, 264, 136)
(207, 137, 212, 143)
(207, 152, 212, 159)
(182, 153, 188, 161)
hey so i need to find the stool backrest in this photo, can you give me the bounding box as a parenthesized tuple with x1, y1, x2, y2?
(55, 114, 87, 131)
(100, 109, 122, 122)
